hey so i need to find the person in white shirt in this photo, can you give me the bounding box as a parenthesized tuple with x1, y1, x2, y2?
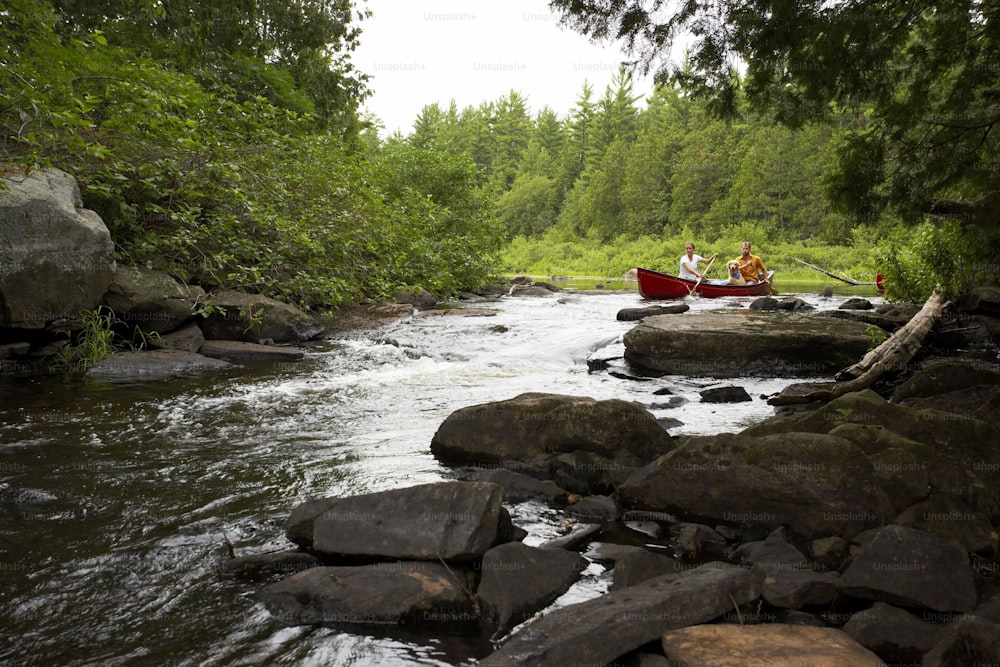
(678, 242, 717, 280)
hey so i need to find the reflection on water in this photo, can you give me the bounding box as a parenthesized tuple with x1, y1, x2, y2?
(0, 284, 878, 665)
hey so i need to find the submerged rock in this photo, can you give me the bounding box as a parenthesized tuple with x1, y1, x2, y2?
(260, 561, 474, 626)
(85, 349, 231, 377)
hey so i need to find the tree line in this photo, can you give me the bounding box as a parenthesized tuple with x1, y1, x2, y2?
(1, 0, 504, 310)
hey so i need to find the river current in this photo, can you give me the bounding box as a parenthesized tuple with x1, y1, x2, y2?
(0, 283, 877, 666)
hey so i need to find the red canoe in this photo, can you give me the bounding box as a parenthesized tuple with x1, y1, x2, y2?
(636, 267, 774, 300)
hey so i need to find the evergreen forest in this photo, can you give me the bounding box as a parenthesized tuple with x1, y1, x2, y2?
(3, 0, 998, 309)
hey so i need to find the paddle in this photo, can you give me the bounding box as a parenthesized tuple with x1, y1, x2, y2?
(767, 271, 778, 295)
(688, 255, 717, 296)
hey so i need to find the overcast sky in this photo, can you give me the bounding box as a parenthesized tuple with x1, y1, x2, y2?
(351, 1, 660, 136)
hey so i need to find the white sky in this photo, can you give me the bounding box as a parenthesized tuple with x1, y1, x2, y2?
(351, 1, 660, 136)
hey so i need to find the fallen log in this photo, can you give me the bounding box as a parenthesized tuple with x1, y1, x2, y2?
(769, 291, 951, 405)
(792, 258, 876, 286)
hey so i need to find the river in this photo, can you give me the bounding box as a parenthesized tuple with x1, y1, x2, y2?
(0, 282, 878, 666)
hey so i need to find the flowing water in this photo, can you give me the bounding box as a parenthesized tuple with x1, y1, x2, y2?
(0, 282, 879, 666)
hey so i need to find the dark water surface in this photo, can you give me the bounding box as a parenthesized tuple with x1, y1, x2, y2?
(0, 283, 879, 666)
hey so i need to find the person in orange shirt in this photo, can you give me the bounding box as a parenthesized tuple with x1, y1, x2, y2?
(734, 241, 769, 284)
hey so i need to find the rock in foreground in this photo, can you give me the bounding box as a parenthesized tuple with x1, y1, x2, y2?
(660, 624, 885, 666)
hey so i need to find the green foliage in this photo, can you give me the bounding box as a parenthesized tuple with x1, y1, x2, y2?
(550, 0, 1000, 227)
(873, 220, 992, 302)
(51, 307, 119, 372)
(2, 0, 503, 315)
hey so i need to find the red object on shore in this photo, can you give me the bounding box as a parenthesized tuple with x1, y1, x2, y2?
(636, 267, 774, 300)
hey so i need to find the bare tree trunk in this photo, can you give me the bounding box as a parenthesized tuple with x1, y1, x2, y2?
(773, 291, 950, 404)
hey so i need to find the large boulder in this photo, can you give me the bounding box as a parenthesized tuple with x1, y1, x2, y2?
(838, 525, 977, 613)
(616, 431, 892, 539)
(286, 481, 510, 562)
(623, 311, 875, 377)
(0, 169, 115, 330)
(746, 390, 1000, 518)
(100, 266, 202, 335)
(430, 393, 675, 493)
(479, 562, 759, 667)
(199, 290, 323, 343)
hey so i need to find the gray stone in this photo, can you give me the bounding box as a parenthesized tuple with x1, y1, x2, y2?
(753, 563, 840, 608)
(0, 169, 115, 329)
(393, 286, 437, 310)
(198, 340, 304, 363)
(699, 385, 752, 403)
(838, 524, 977, 613)
(623, 312, 873, 377)
(617, 432, 891, 539)
(477, 542, 586, 635)
(617, 304, 689, 321)
(840, 297, 874, 310)
(479, 563, 759, 667)
(85, 349, 230, 378)
(453, 466, 567, 504)
(150, 323, 205, 353)
(922, 616, 1000, 667)
(199, 290, 323, 343)
(843, 602, 947, 665)
(307, 481, 507, 561)
(611, 549, 686, 590)
(101, 266, 201, 334)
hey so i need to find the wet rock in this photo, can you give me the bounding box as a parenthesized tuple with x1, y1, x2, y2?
(260, 561, 474, 626)
(840, 297, 874, 310)
(843, 602, 947, 665)
(891, 358, 1000, 403)
(85, 349, 231, 378)
(150, 322, 205, 353)
(731, 528, 811, 569)
(810, 536, 848, 571)
(476, 542, 586, 636)
(297, 481, 509, 562)
(838, 524, 977, 613)
(820, 286, 834, 297)
(669, 522, 727, 560)
(623, 311, 873, 377)
(453, 466, 567, 504)
(814, 308, 906, 331)
(564, 494, 619, 522)
(617, 432, 891, 539)
(699, 385, 751, 403)
(479, 563, 759, 667)
(538, 523, 602, 551)
(660, 624, 885, 666)
(610, 549, 686, 590)
(752, 563, 840, 608)
(776, 297, 814, 310)
(616, 304, 689, 321)
(0, 168, 115, 330)
(101, 266, 202, 335)
(508, 284, 558, 297)
(218, 551, 318, 581)
(747, 390, 1000, 520)
(430, 393, 674, 493)
(199, 290, 323, 343)
(198, 340, 304, 363)
(393, 286, 437, 310)
(748, 296, 779, 310)
(893, 493, 997, 553)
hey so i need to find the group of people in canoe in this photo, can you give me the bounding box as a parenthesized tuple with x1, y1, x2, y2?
(679, 241, 770, 286)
